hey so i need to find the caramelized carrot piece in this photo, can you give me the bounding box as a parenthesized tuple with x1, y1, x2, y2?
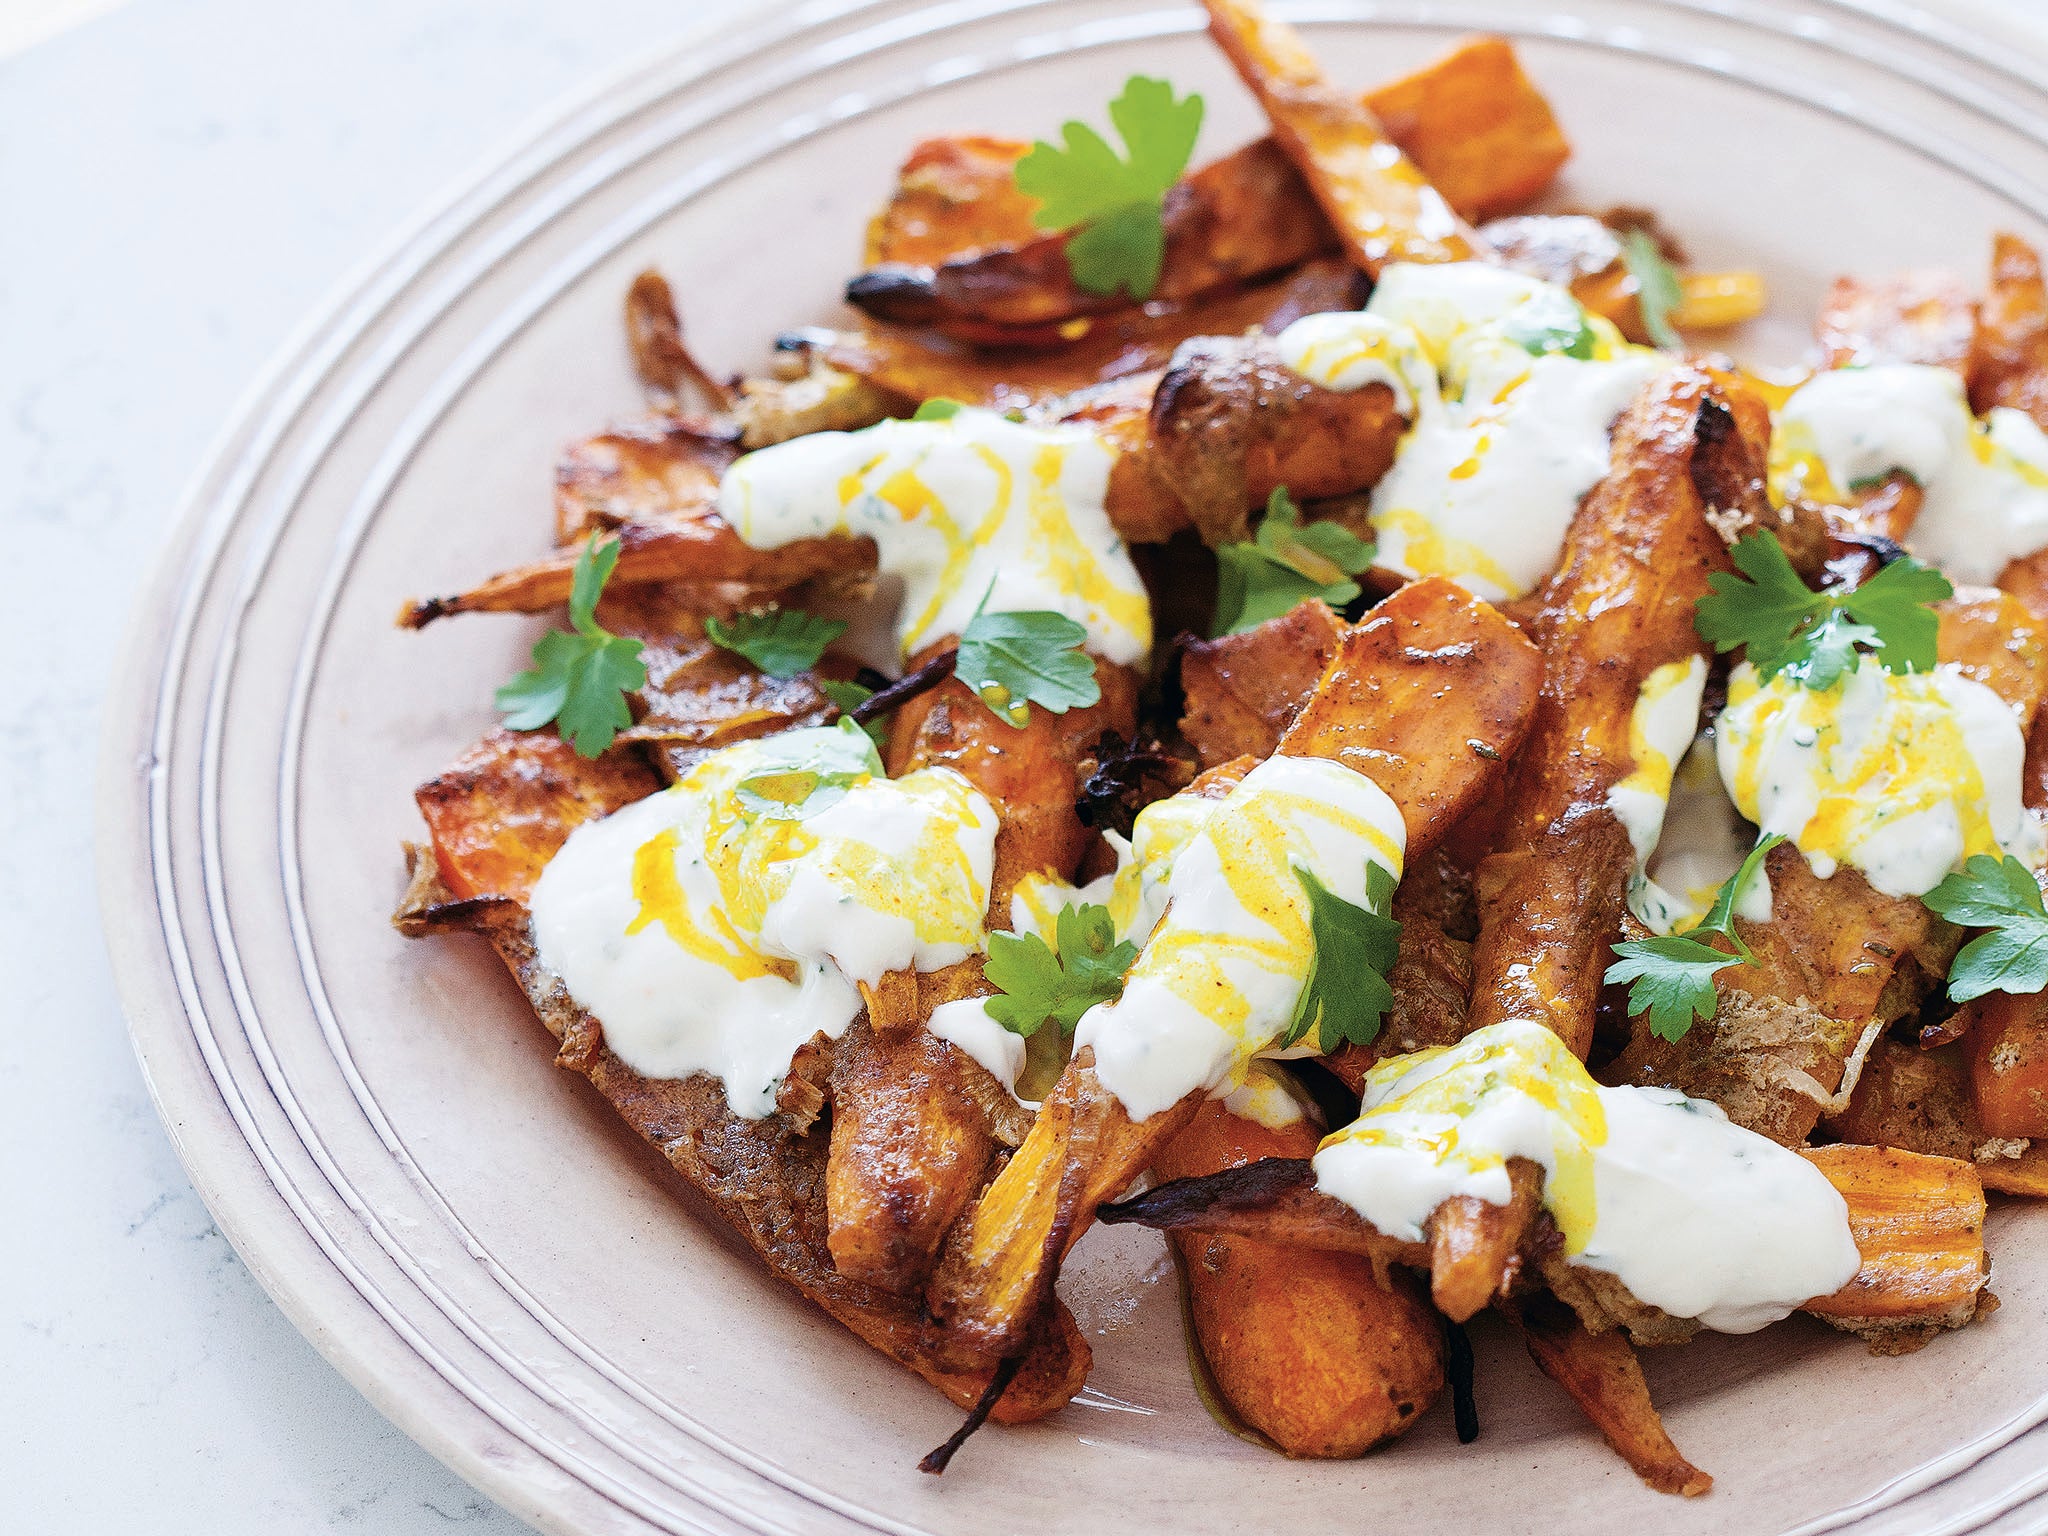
(1361, 36, 1568, 223)
(1154, 1102, 1444, 1456)
(1200, 0, 1481, 273)
(1801, 1145, 1989, 1344)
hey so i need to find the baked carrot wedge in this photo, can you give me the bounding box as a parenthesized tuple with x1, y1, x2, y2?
(1502, 1292, 1713, 1497)
(398, 728, 1090, 1420)
(1800, 1145, 1991, 1351)
(1200, 0, 1482, 272)
(822, 656, 1140, 1292)
(1467, 368, 1776, 1056)
(1154, 1099, 1445, 1457)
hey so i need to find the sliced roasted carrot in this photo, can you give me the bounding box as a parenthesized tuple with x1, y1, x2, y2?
(1201, 0, 1481, 272)
(1362, 36, 1568, 224)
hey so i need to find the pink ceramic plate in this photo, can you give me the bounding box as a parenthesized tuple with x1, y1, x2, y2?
(99, 2, 2048, 1532)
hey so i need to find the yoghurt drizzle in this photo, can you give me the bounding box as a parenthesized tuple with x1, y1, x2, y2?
(1276, 262, 1667, 600)
(530, 728, 998, 1117)
(1313, 1021, 1863, 1333)
(1716, 657, 2041, 898)
(716, 408, 1151, 665)
(1772, 363, 2048, 585)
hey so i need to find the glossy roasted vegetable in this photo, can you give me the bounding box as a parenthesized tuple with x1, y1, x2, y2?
(398, 727, 1092, 1419)
(1153, 1100, 1444, 1457)
(922, 577, 1543, 1364)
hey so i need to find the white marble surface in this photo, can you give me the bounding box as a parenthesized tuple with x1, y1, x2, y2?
(0, 1, 744, 1529)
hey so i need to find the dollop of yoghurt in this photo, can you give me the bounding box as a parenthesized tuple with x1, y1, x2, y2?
(1275, 262, 1668, 601)
(1313, 1021, 1862, 1333)
(1772, 363, 2048, 585)
(716, 407, 1150, 665)
(1072, 755, 1407, 1122)
(1716, 656, 2041, 897)
(530, 726, 998, 1117)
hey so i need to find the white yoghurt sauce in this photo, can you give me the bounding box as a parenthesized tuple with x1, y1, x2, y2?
(1312, 1021, 1862, 1333)
(1774, 363, 2048, 584)
(933, 780, 1233, 1101)
(1635, 739, 1770, 933)
(1717, 657, 2041, 898)
(1275, 262, 1668, 601)
(1071, 755, 1407, 1122)
(1605, 656, 1712, 933)
(530, 726, 998, 1117)
(715, 407, 1151, 664)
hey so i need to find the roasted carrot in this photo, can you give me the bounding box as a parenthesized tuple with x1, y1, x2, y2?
(923, 579, 1542, 1362)
(1200, 0, 1482, 273)
(1154, 1100, 1444, 1457)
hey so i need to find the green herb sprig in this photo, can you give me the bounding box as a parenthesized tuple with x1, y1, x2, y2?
(1014, 76, 1204, 301)
(706, 606, 848, 679)
(954, 591, 1100, 727)
(1281, 863, 1401, 1052)
(985, 902, 1139, 1037)
(1211, 486, 1377, 637)
(1694, 529, 1951, 689)
(495, 537, 647, 757)
(1604, 835, 1785, 1042)
(1923, 854, 2048, 1002)
(1621, 229, 1684, 351)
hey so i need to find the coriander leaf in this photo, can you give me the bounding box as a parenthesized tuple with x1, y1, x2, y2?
(1838, 551, 1950, 674)
(1693, 529, 1952, 686)
(567, 532, 619, 633)
(1787, 610, 1879, 690)
(1285, 866, 1401, 1053)
(494, 537, 647, 757)
(984, 902, 1137, 1037)
(1694, 529, 1823, 677)
(913, 398, 965, 421)
(1605, 834, 1782, 1042)
(1604, 934, 1741, 1043)
(1210, 486, 1377, 636)
(1923, 853, 2048, 1001)
(817, 677, 887, 747)
(1695, 833, 1785, 937)
(705, 606, 848, 678)
(1622, 228, 1684, 350)
(1065, 202, 1167, 301)
(954, 596, 1099, 726)
(732, 718, 883, 821)
(1013, 76, 1203, 300)
(1107, 74, 1206, 191)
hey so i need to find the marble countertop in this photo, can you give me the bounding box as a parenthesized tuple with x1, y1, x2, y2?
(1, 2, 736, 1529)
(7, 0, 2043, 1532)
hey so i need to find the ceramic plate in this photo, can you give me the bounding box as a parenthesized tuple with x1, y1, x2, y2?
(99, 2, 2048, 1532)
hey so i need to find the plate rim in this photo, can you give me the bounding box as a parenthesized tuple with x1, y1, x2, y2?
(96, 3, 2048, 1534)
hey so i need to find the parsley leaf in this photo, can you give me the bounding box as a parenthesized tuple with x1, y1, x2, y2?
(1283, 863, 1401, 1052)
(954, 592, 1100, 727)
(1694, 529, 1951, 686)
(1604, 834, 1784, 1042)
(912, 398, 965, 421)
(1210, 486, 1377, 637)
(705, 606, 847, 679)
(1014, 75, 1204, 301)
(731, 718, 884, 821)
(495, 536, 647, 757)
(984, 902, 1138, 1037)
(817, 678, 887, 747)
(1622, 228, 1684, 350)
(1923, 853, 2048, 1002)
